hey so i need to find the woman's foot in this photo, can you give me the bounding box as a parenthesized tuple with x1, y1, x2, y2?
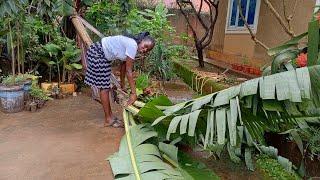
(111, 118, 124, 128)
(103, 116, 116, 127)
(103, 117, 124, 128)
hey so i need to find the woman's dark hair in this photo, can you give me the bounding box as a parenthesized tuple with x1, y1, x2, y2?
(301, 47, 308, 54)
(123, 31, 155, 45)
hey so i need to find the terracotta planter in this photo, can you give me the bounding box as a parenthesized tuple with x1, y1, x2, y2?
(243, 65, 251, 73)
(231, 63, 238, 70)
(41, 82, 58, 93)
(254, 68, 261, 76)
(238, 64, 244, 71)
(0, 84, 25, 113)
(249, 67, 254, 74)
(60, 83, 75, 95)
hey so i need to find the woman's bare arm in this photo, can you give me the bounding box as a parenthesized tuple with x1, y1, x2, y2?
(125, 57, 137, 105)
(120, 61, 126, 89)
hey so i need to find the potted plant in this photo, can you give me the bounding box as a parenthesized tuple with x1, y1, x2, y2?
(0, 75, 25, 113)
(59, 41, 82, 95)
(41, 39, 81, 95)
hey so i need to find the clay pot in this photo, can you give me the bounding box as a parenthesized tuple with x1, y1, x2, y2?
(243, 65, 251, 73)
(249, 67, 254, 74)
(231, 63, 238, 70)
(238, 64, 244, 71)
(0, 84, 25, 113)
(254, 68, 261, 75)
(60, 83, 75, 95)
(41, 82, 58, 93)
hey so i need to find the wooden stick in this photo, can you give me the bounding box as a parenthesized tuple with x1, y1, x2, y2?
(70, 16, 93, 47)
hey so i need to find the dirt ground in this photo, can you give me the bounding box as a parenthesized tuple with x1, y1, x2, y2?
(0, 94, 124, 180)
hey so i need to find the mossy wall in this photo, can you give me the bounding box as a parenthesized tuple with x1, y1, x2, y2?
(172, 60, 227, 95)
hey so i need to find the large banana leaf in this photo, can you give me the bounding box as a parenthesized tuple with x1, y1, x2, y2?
(137, 66, 320, 170)
(108, 109, 219, 179)
(150, 66, 318, 144)
(108, 110, 183, 180)
(308, 20, 320, 66)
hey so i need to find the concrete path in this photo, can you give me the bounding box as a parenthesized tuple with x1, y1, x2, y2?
(0, 95, 124, 180)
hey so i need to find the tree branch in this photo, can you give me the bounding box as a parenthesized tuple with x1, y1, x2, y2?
(183, 0, 208, 31)
(238, 0, 269, 50)
(263, 0, 295, 37)
(177, 1, 198, 41)
(199, 0, 213, 43)
(202, 0, 219, 47)
(282, 0, 297, 36)
(198, 0, 203, 14)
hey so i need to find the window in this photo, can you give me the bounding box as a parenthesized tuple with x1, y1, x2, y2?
(226, 0, 261, 33)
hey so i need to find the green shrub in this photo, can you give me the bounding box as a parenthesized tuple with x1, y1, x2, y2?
(29, 85, 51, 101)
(308, 127, 320, 160)
(256, 155, 300, 180)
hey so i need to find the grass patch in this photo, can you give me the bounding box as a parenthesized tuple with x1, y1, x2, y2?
(256, 155, 300, 180)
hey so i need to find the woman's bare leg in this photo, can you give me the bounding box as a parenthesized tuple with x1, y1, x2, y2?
(100, 89, 113, 125)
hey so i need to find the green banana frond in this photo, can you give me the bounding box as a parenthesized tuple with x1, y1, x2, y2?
(150, 66, 318, 147)
(108, 109, 220, 179)
(270, 49, 299, 74)
(108, 110, 183, 180)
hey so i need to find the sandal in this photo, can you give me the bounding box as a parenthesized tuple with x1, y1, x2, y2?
(112, 118, 124, 128)
(104, 120, 116, 127)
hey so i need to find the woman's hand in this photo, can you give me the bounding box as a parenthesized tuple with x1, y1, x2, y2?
(126, 93, 137, 106)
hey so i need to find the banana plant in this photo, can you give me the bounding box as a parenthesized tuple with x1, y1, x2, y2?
(134, 65, 320, 172)
(60, 43, 81, 83)
(43, 43, 61, 83)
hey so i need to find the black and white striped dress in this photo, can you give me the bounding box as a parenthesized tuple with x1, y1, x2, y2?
(84, 36, 138, 90)
(84, 41, 112, 89)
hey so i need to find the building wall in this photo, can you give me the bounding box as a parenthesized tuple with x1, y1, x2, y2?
(167, 0, 315, 67)
(254, 0, 315, 63)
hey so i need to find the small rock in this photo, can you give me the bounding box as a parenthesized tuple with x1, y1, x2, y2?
(237, 78, 248, 82)
(30, 102, 37, 112)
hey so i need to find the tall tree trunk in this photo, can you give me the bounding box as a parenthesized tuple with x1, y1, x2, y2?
(21, 37, 25, 73)
(196, 44, 205, 68)
(177, 0, 220, 69)
(9, 23, 15, 79)
(57, 59, 61, 85)
(49, 66, 52, 83)
(17, 34, 21, 74)
(62, 63, 66, 83)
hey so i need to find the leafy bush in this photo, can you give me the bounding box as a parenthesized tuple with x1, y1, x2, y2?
(85, 1, 124, 36)
(146, 43, 176, 80)
(256, 155, 300, 180)
(308, 127, 320, 160)
(29, 85, 51, 101)
(126, 3, 175, 43)
(1, 73, 36, 86)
